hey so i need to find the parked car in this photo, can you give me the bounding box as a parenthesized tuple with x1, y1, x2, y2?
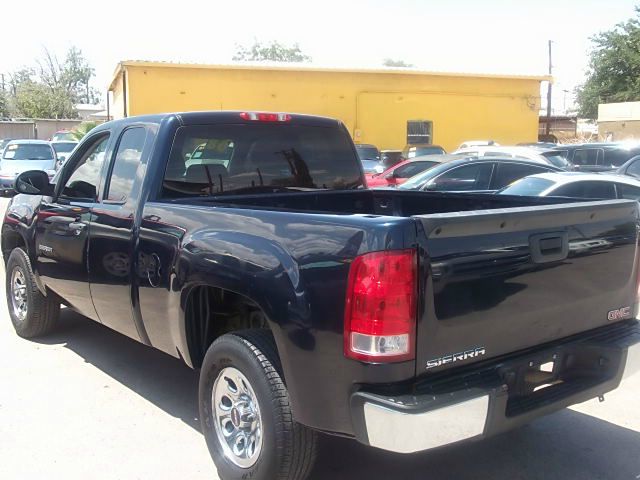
(366, 154, 457, 188)
(518, 142, 558, 149)
(0, 138, 14, 155)
(3, 111, 639, 480)
(361, 159, 385, 174)
(499, 172, 640, 200)
(401, 143, 446, 160)
(453, 146, 570, 169)
(553, 143, 640, 172)
(398, 157, 562, 193)
(355, 143, 380, 161)
(51, 130, 76, 142)
(380, 149, 403, 168)
(0, 140, 57, 194)
(615, 154, 640, 179)
(458, 139, 499, 149)
(51, 140, 79, 166)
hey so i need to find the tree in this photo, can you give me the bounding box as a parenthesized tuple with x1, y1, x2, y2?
(233, 41, 312, 62)
(383, 58, 414, 68)
(69, 121, 100, 141)
(0, 89, 10, 118)
(38, 47, 101, 105)
(13, 82, 76, 119)
(576, 6, 640, 119)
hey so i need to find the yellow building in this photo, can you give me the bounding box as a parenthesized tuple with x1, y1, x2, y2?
(108, 61, 549, 152)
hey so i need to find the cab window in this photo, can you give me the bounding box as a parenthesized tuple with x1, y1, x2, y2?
(60, 135, 110, 201)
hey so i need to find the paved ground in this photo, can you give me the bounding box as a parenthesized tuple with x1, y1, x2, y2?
(0, 197, 639, 480)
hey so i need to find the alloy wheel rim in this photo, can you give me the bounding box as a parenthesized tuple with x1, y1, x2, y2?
(212, 366, 263, 468)
(11, 267, 28, 322)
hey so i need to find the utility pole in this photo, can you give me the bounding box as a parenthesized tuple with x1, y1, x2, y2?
(545, 40, 553, 136)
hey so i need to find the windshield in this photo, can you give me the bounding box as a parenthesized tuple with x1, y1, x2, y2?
(52, 142, 77, 154)
(408, 146, 445, 158)
(356, 146, 379, 160)
(397, 161, 454, 189)
(541, 152, 570, 169)
(163, 124, 364, 197)
(2, 143, 54, 160)
(498, 177, 555, 196)
(52, 132, 75, 142)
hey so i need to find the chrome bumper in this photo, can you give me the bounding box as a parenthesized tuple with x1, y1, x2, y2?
(363, 395, 489, 453)
(623, 341, 640, 381)
(351, 321, 640, 454)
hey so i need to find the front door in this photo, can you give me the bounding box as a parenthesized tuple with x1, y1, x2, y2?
(35, 133, 111, 320)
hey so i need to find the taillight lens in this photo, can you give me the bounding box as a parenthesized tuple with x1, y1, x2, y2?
(344, 249, 417, 362)
(239, 112, 292, 122)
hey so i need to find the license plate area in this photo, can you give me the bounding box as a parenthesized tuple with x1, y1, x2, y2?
(500, 345, 621, 417)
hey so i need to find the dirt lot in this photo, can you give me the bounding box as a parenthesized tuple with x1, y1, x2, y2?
(0, 196, 638, 480)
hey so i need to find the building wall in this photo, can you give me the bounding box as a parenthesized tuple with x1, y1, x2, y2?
(112, 63, 543, 152)
(598, 120, 640, 141)
(0, 119, 82, 140)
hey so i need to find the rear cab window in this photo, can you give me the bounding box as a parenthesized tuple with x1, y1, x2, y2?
(162, 124, 363, 198)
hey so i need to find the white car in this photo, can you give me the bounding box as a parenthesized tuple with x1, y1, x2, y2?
(458, 140, 499, 149)
(453, 146, 570, 169)
(498, 172, 640, 200)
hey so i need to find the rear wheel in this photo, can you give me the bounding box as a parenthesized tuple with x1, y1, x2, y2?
(199, 330, 318, 480)
(5, 248, 59, 338)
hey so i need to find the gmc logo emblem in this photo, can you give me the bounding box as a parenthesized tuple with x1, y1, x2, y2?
(607, 306, 632, 321)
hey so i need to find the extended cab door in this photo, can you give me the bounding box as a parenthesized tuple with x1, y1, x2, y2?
(35, 133, 111, 320)
(87, 126, 151, 341)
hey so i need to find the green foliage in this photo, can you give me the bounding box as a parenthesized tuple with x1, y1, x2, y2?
(0, 89, 10, 118)
(69, 121, 100, 141)
(233, 40, 312, 62)
(3, 46, 100, 119)
(14, 83, 76, 119)
(383, 58, 414, 68)
(577, 6, 640, 119)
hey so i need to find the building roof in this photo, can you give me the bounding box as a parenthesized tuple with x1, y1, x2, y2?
(109, 60, 552, 90)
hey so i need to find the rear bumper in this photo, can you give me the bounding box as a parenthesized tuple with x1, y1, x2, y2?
(351, 320, 640, 454)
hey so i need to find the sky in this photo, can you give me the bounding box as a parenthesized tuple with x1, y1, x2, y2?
(1, 0, 637, 113)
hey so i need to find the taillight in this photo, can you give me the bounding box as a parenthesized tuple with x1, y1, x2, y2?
(239, 112, 292, 122)
(344, 249, 417, 362)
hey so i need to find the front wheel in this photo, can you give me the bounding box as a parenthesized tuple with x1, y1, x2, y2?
(5, 247, 59, 338)
(199, 330, 318, 480)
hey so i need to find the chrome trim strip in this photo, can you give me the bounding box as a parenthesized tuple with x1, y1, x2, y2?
(623, 342, 640, 381)
(363, 395, 489, 453)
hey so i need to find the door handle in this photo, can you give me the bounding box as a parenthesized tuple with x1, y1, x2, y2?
(68, 221, 86, 235)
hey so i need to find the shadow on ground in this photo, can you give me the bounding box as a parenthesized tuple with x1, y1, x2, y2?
(40, 309, 640, 480)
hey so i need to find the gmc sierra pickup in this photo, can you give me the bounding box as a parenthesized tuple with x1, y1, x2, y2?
(3, 111, 639, 480)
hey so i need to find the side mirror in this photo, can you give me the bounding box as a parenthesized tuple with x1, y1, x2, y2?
(15, 170, 54, 196)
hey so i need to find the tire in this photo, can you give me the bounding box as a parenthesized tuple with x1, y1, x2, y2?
(5, 247, 60, 338)
(199, 329, 318, 480)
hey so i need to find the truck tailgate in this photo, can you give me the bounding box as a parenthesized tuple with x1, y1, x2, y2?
(414, 199, 639, 373)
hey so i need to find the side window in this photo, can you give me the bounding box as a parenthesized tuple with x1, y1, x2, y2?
(429, 163, 493, 191)
(573, 149, 601, 166)
(617, 183, 640, 200)
(407, 120, 433, 145)
(554, 181, 616, 199)
(61, 135, 110, 200)
(493, 163, 549, 189)
(627, 159, 640, 178)
(394, 161, 435, 178)
(105, 128, 147, 203)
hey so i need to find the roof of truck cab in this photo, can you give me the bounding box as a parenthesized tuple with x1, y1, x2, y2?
(97, 111, 343, 130)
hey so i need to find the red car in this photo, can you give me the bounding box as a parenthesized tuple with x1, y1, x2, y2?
(365, 157, 442, 187)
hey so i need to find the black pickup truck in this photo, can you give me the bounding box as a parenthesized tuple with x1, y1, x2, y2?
(3, 111, 639, 480)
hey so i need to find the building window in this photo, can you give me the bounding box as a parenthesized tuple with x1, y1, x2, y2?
(407, 120, 433, 145)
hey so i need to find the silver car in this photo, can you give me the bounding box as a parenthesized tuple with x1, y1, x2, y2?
(0, 140, 57, 194)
